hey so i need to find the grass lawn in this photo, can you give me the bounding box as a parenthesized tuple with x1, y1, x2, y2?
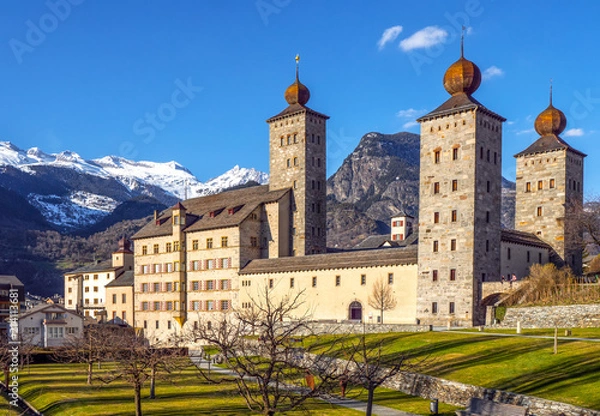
(18, 363, 364, 415)
(308, 330, 600, 411)
(0, 393, 20, 416)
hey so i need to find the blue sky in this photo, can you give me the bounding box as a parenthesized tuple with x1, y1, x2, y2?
(1, 1, 599, 193)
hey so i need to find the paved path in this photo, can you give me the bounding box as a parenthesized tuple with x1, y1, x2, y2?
(189, 352, 419, 416)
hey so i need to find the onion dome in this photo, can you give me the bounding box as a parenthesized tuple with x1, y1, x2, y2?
(442, 32, 481, 96)
(534, 86, 567, 136)
(284, 55, 310, 106)
(443, 56, 481, 96)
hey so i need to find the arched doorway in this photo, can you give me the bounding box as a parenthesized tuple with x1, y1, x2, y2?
(349, 301, 362, 321)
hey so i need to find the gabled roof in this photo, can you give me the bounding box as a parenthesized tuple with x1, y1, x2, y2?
(240, 246, 418, 275)
(66, 260, 119, 275)
(132, 185, 290, 240)
(514, 134, 587, 158)
(20, 302, 82, 320)
(106, 271, 134, 288)
(0, 275, 24, 287)
(266, 103, 329, 123)
(417, 93, 506, 122)
(353, 232, 418, 250)
(501, 229, 552, 250)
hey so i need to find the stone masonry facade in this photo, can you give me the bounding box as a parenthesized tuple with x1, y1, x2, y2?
(268, 109, 328, 256)
(515, 148, 584, 275)
(417, 108, 504, 327)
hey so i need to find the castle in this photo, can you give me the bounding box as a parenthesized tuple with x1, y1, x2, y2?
(66, 48, 585, 342)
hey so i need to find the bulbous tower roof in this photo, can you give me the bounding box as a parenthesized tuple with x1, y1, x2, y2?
(284, 55, 310, 106)
(443, 56, 482, 96)
(534, 87, 566, 136)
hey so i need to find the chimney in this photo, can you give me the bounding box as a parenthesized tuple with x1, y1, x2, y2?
(154, 210, 158, 221)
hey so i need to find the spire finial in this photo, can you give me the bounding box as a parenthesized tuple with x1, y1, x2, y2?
(295, 54, 300, 81)
(460, 26, 465, 57)
(549, 78, 553, 106)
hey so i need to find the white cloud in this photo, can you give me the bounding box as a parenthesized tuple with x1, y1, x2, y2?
(564, 128, 584, 137)
(377, 26, 403, 50)
(396, 108, 426, 119)
(516, 128, 535, 135)
(506, 121, 515, 125)
(482, 66, 504, 81)
(399, 26, 448, 52)
(403, 121, 419, 129)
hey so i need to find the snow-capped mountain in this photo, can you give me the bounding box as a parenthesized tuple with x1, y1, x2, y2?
(0, 141, 268, 230)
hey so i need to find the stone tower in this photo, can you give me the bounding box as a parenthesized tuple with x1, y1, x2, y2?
(514, 89, 586, 275)
(267, 57, 329, 256)
(416, 46, 505, 327)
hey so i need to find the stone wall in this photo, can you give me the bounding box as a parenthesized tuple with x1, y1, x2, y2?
(304, 322, 431, 335)
(495, 304, 600, 328)
(383, 372, 600, 416)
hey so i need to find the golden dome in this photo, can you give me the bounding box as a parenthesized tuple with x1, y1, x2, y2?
(534, 103, 566, 136)
(443, 56, 482, 96)
(284, 55, 310, 106)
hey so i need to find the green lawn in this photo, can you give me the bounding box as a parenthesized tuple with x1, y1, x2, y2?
(0, 393, 20, 416)
(17, 329, 600, 415)
(309, 331, 600, 410)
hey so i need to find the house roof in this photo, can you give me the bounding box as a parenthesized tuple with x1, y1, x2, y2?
(501, 229, 552, 249)
(132, 185, 290, 240)
(353, 232, 418, 250)
(266, 103, 329, 123)
(514, 134, 587, 158)
(66, 260, 119, 275)
(240, 245, 418, 275)
(106, 271, 134, 288)
(417, 93, 506, 122)
(0, 275, 24, 287)
(20, 302, 81, 320)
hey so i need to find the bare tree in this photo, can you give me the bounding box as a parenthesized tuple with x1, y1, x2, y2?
(367, 278, 397, 324)
(53, 324, 115, 385)
(188, 286, 342, 416)
(99, 329, 186, 416)
(571, 199, 600, 248)
(343, 335, 413, 416)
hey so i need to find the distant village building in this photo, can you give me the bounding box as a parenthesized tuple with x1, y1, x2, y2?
(71, 50, 585, 344)
(0, 275, 24, 337)
(18, 302, 83, 348)
(64, 237, 133, 319)
(105, 271, 134, 325)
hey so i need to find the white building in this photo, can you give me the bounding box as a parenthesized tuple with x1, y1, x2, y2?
(18, 302, 84, 348)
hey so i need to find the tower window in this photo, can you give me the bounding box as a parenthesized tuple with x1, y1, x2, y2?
(317, 135, 321, 145)
(539, 252, 543, 263)
(312, 276, 317, 287)
(434, 212, 440, 223)
(269, 278, 273, 289)
(480, 147, 483, 159)
(293, 157, 298, 166)
(486, 240, 489, 252)
(433, 241, 439, 252)
(287, 159, 291, 168)
(526, 182, 531, 192)
(388, 273, 394, 284)
(487, 181, 490, 193)
(538, 180, 543, 190)
(432, 302, 438, 314)
(487, 149, 490, 162)
(434, 150, 441, 164)
(450, 269, 456, 281)
(450, 239, 456, 251)
(317, 158, 321, 167)
(287, 135, 291, 145)
(451, 210, 457, 222)
(280, 137, 284, 146)
(290, 278, 294, 288)
(527, 251, 530, 262)
(433, 182, 440, 194)
(452, 148, 459, 160)
(507, 247, 511, 260)
(293, 133, 298, 143)
(452, 180, 458, 192)
(449, 302, 455, 314)
(335, 275, 341, 286)
(432, 270, 438, 282)
(494, 152, 497, 164)
(486, 211, 490, 223)
(537, 206, 543, 217)
(361, 275, 366, 285)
